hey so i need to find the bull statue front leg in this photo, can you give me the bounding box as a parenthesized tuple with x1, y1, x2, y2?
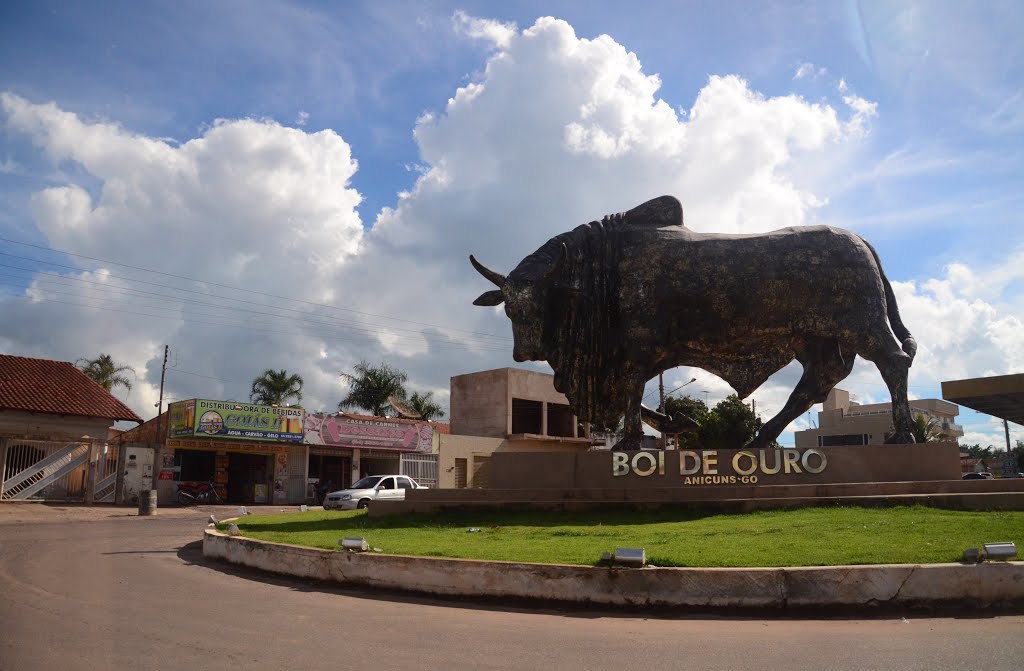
(614, 383, 646, 451)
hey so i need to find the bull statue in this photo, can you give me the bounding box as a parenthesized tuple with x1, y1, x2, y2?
(471, 195, 917, 450)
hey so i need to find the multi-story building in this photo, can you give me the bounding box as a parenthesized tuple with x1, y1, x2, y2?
(440, 368, 598, 488)
(794, 388, 963, 448)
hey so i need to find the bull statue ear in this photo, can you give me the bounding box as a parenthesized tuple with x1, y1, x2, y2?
(544, 242, 568, 283)
(473, 290, 504, 306)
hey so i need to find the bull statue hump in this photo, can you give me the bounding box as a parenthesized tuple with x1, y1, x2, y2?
(471, 195, 917, 450)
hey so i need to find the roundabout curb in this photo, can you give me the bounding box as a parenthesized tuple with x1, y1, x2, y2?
(203, 528, 1024, 609)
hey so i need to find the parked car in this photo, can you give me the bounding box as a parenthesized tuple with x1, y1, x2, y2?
(962, 472, 993, 480)
(322, 475, 427, 510)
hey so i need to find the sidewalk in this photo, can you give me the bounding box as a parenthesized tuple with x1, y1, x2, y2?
(0, 501, 315, 524)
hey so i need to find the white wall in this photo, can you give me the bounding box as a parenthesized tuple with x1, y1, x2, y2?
(0, 410, 113, 441)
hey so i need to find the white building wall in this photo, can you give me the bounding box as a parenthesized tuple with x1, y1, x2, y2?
(0, 410, 113, 441)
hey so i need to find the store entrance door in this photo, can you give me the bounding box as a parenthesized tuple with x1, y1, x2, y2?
(227, 452, 271, 503)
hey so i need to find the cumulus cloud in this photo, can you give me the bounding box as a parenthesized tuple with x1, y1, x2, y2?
(794, 62, 827, 80)
(331, 16, 884, 426)
(4, 15, 1019, 448)
(452, 10, 516, 49)
(0, 92, 366, 417)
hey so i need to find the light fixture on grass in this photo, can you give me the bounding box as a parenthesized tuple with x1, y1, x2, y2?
(340, 537, 369, 551)
(983, 542, 1017, 561)
(226, 523, 241, 536)
(613, 548, 646, 567)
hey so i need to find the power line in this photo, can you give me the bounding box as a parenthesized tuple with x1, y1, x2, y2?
(0, 245, 511, 340)
(167, 368, 241, 383)
(0, 291, 513, 354)
(0, 271, 510, 348)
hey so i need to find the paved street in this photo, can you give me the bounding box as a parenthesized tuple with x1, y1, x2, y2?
(1, 504, 1023, 671)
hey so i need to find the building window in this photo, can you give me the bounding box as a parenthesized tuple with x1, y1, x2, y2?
(547, 402, 574, 437)
(511, 398, 543, 434)
(454, 458, 467, 489)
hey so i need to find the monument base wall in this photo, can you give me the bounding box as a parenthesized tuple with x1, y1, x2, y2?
(369, 443, 1024, 516)
(490, 443, 962, 489)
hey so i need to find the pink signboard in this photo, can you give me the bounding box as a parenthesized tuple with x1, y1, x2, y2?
(304, 414, 433, 452)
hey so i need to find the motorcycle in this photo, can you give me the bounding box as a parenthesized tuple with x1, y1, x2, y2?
(176, 481, 222, 506)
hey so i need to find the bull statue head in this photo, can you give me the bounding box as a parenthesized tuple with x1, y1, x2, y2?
(470, 245, 568, 363)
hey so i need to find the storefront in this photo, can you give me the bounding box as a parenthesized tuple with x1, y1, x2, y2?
(303, 413, 439, 492)
(167, 439, 282, 503)
(161, 399, 307, 505)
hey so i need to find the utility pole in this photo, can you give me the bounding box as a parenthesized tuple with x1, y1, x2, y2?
(140, 345, 169, 516)
(1005, 418, 1012, 453)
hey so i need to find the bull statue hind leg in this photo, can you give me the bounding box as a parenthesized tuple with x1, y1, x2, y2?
(748, 337, 855, 451)
(859, 334, 916, 444)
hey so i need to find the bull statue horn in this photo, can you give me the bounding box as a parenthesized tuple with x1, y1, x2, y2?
(470, 255, 506, 287)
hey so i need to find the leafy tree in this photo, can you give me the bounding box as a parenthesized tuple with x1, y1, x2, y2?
(662, 395, 709, 450)
(962, 443, 996, 459)
(697, 394, 766, 451)
(661, 393, 769, 450)
(76, 354, 135, 393)
(250, 369, 304, 406)
(1014, 440, 1024, 472)
(339, 360, 408, 417)
(910, 414, 942, 443)
(407, 390, 445, 421)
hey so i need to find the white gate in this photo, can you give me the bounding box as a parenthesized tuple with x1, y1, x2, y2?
(1, 439, 116, 502)
(92, 443, 119, 503)
(400, 453, 438, 489)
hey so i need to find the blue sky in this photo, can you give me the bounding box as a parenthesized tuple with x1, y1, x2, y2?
(1, 1, 1022, 447)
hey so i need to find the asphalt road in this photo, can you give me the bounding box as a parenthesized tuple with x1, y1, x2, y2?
(1, 505, 1023, 671)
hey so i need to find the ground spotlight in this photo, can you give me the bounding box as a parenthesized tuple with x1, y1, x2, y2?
(613, 548, 646, 567)
(340, 537, 369, 551)
(983, 542, 1017, 561)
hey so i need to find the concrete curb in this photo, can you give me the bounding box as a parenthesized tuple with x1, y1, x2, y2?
(202, 529, 1024, 609)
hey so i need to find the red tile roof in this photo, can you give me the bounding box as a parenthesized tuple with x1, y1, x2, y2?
(0, 354, 143, 423)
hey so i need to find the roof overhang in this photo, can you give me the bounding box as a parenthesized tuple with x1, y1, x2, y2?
(941, 373, 1024, 426)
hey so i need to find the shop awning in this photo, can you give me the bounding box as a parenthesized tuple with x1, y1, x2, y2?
(941, 373, 1024, 427)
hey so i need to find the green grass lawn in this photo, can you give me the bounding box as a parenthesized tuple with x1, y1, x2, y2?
(224, 505, 1024, 567)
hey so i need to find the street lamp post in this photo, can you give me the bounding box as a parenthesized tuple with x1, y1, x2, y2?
(660, 376, 697, 447)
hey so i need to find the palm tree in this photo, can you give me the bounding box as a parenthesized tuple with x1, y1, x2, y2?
(407, 391, 446, 421)
(911, 413, 941, 443)
(339, 360, 408, 417)
(250, 369, 304, 405)
(76, 354, 135, 393)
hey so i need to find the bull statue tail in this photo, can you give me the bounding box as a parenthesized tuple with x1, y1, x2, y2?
(862, 237, 916, 362)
